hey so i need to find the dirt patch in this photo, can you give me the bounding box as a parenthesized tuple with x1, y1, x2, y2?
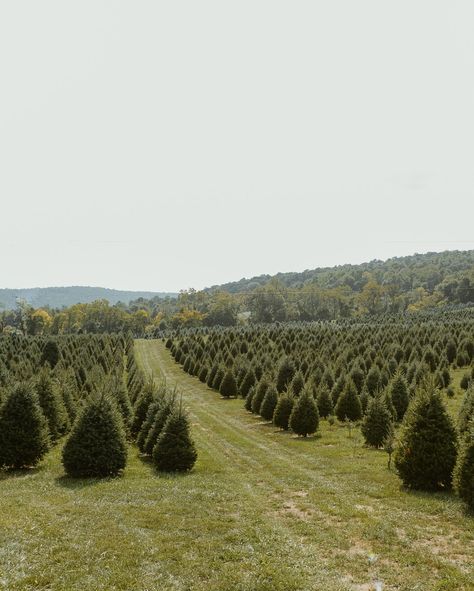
(274, 500, 313, 521)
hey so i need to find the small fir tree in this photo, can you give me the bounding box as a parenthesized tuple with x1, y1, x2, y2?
(335, 380, 362, 422)
(394, 384, 457, 490)
(316, 386, 334, 418)
(62, 394, 127, 478)
(0, 383, 50, 469)
(453, 423, 474, 511)
(361, 396, 393, 448)
(152, 405, 197, 472)
(260, 385, 278, 421)
(273, 392, 294, 430)
(289, 388, 319, 437)
(389, 373, 409, 422)
(219, 369, 238, 398)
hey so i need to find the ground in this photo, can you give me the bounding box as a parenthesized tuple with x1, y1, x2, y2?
(0, 340, 472, 591)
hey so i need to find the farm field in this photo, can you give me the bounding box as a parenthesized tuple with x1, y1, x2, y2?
(1, 339, 472, 591)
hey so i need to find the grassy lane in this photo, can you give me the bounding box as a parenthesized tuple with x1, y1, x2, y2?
(0, 340, 472, 591)
(135, 339, 474, 591)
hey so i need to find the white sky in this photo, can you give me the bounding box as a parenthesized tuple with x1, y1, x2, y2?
(1, 1, 473, 292)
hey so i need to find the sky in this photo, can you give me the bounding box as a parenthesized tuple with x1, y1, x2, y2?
(1, 1, 473, 293)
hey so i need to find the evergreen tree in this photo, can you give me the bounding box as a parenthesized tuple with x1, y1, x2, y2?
(62, 394, 127, 478)
(361, 396, 393, 448)
(251, 378, 269, 414)
(394, 385, 457, 490)
(152, 406, 197, 472)
(453, 423, 474, 511)
(290, 371, 304, 396)
(389, 373, 410, 421)
(219, 369, 238, 398)
(316, 386, 333, 418)
(143, 394, 176, 456)
(239, 369, 256, 398)
(136, 400, 161, 452)
(289, 388, 319, 437)
(273, 392, 294, 430)
(0, 383, 50, 469)
(276, 357, 295, 393)
(36, 369, 69, 440)
(130, 382, 156, 437)
(244, 386, 255, 412)
(212, 366, 225, 391)
(260, 385, 278, 421)
(41, 339, 60, 369)
(458, 386, 474, 435)
(335, 380, 362, 422)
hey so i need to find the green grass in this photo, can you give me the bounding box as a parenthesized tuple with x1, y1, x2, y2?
(1, 340, 473, 590)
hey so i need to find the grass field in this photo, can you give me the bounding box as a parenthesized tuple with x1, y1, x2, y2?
(0, 340, 473, 591)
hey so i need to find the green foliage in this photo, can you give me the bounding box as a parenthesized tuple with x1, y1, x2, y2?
(458, 386, 474, 435)
(131, 383, 156, 437)
(290, 370, 304, 397)
(335, 380, 362, 422)
(219, 369, 238, 398)
(316, 386, 333, 418)
(62, 394, 127, 478)
(389, 373, 410, 421)
(289, 388, 319, 437)
(251, 378, 269, 414)
(0, 383, 50, 469)
(394, 385, 457, 490)
(143, 393, 176, 456)
(41, 339, 60, 368)
(276, 357, 295, 393)
(152, 406, 197, 472)
(453, 424, 474, 511)
(361, 396, 393, 448)
(273, 392, 294, 430)
(260, 385, 278, 421)
(35, 369, 69, 440)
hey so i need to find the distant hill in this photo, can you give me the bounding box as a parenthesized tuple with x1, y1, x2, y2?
(0, 286, 177, 310)
(205, 250, 474, 299)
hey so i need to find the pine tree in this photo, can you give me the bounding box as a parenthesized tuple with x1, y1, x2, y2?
(41, 339, 60, 369)
(273, 392, 294, 430)
(276, 357, 295, 393)
(0, 383, 50, 469)
(244, 386, 255, 412)
(36, 369, 69, 440)
(289, 387, 319, 437)
(290, 371, 304, 397)
(361, 396, 393, 448)
(453, 423, 474, 511)
(212, 366, 225, 391)
(152, 406, 197, 472)
(458, 386, 474, 435)
(130, 382, 156, 437)
(335, 380, 362, 422)
(136, 400, 161, 452)
(62, 394, 127, 478)
(389, 373, 409, 422)
(394, 384, 457, 490)
(219, 369, 238, 398)
(143, 394, 176, 456)
(251, 378, 269, 414)
(316, 386, 333, 418)
(260, 385, 278, 421)
(239, 369, 256, 398)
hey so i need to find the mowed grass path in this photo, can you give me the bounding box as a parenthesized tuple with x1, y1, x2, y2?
(0, 340, 472, 591)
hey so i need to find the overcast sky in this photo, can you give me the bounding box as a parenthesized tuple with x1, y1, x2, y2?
(1, 1, 473, 293)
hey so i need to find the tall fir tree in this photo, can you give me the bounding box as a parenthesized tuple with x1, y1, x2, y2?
(335, 380, 362, 422)
(289, 387, 319, 437)
(152, 405, 197, 472)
